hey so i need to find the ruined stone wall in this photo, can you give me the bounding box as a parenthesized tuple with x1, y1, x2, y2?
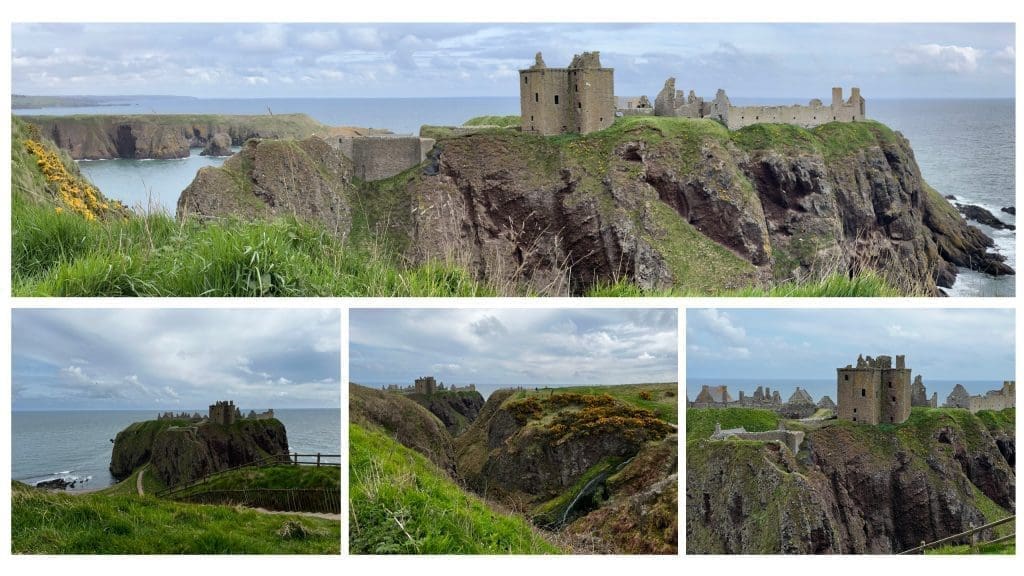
(721, 88, 865, 130)
(879, 368, 912, 425)
(967, 381, 1015, 413)
(339, 136, 434, 182)
(520, 52, 614, 135)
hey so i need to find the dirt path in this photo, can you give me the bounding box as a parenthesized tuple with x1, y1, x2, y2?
(249, 507, 340, 521)
(136, 466, 146, 496)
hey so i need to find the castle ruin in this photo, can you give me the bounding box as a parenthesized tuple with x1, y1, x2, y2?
(336, 134, 436, 182)
(944, 381, 1015, 413)
(208, 400, 239, 426)
(910, 375, 938, 408)
(520, 52, 615, 135)
(836, 354, 912, 425)
(414, 376, 438, 395)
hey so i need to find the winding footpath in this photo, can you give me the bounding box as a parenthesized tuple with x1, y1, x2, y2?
(136, 467, 146, 496)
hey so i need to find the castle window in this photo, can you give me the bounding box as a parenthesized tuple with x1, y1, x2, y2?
(530, 116, 534, 122)
(575, 84, 578, 92)
(813, 116, 816, 120)
(834, 116, 837, 121)
(890, 416, 894, 423)
(535, 93, 539, 103)
(755, 116, 759, 120)
(853, 408, 857, 413)
(578, 102, 582, 109)
(844, 374, 849, 381)
(853, 416, 857, 422)
(555, 95, 559, 105)
(524, 76, 528, 84)
(888, 382, 892, 388)
(861, 388, 866, 397)
(600, 117, 603, 122)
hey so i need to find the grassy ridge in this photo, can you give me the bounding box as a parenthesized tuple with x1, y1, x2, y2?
(685, 407, 780, 443)
(514, 383, 678, 424)
(173, 465, 340, 495)
(11, 481, 340, 554)
(349, 424, 559, 554)
(463, 115, 520, 127)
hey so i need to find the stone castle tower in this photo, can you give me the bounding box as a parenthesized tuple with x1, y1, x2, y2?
(209, 400, 236, 426)
(414, 376, 437, 395)
(519, 51, 615, 135)
(836, 355, 912, 425)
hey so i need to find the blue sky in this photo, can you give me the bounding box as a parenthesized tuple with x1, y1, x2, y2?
(687, 308, 1015, 399)
(350, 308, 678, 387)
(12, 309, 341, 410)
(11, 23, 1014, 98)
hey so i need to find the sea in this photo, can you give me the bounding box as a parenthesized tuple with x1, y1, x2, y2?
(686, 378, 1009, 406)
(356, 381, 677, 401)
(10, 408, 340, 493)
(13, 96, 1014, 296)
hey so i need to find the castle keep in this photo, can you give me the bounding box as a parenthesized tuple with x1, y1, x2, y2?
(520, 52, 615, 135)
(836, 354, 912, 425)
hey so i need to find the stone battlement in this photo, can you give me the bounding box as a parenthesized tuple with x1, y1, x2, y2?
(334, 135, 435, 182)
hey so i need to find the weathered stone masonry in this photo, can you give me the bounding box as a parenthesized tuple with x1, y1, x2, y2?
(336, 135, 435, 182)
(520, 51, 615, 135)
(836, 354, 911, 425)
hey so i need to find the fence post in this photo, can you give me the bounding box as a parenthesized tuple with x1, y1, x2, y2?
(293, 453, 298, 465)
(970, 522, 978, 553)
(317, 453, 321, 467)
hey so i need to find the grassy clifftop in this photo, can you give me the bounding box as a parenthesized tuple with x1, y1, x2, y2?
(349, 424, 560, 554)
(11, 481, 339, 554)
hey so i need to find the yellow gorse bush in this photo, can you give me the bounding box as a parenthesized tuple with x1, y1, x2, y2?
(23, 138, 125, 220)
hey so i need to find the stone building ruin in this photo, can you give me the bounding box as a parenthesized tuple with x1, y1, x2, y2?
(910, 375, 938, 408)
(836, 354, 912, 425)
(208, 400, 239, 426)
(414, 376, 438, 395)
(711, 421, 805, 454)
(944, 381, 1015, 413)
(336, 134, 435, 182)
(520, 51, 615, 135)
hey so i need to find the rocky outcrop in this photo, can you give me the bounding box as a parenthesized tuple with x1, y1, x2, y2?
(401, 121, 1011, 294)
(564, 435, 678, 554)
(455, 391, 673, 507)
(28, 114, 326, 160)
(349, 383, 456, 474)
(687, 408, 1015, 554)
(956, 203, 1015, 231)
(406, 391, 486, 436)
(177, 137, 353, 238)
(201, 132, 233, 157)
(109, 417, 289, 487)
(149, 419, 289, 487)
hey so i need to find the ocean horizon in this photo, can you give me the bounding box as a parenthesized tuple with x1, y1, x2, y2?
(686, 377, 1010, 406)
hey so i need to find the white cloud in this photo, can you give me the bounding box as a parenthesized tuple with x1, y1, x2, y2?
(234, 25, 287, 52)
(898, 43, 983, 73)
(694, 309, 746, 344)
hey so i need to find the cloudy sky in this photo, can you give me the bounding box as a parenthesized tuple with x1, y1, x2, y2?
(349, 308, 678, 389)
(11, 23, 1014, 98)
(12, 309, 341, 411)
(687, 308, 1015, 397)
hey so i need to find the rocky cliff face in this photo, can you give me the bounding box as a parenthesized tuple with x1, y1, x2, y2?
(149, 419, 289, 487)
(349, 383, 456, 474)
(455, 391, 674, 507)
(177, 137, 353, 238)
(28, 114, 326, 160)
(109, 417, 289, 486)
(172, 118, 1010, 294)
(406, 390, 486, 436)
(687, 408, 1015, 554)
(403, 120, 1010, 294)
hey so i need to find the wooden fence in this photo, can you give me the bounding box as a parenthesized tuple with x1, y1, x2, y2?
(898, 516, 1015, 554)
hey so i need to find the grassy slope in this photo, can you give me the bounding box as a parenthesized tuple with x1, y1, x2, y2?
(463, 115, 521, 127)
(349, 423, 559, 554)
(685, 407, 780, 443)
(11, 481, 339, 554)
(173, 465, 340, 495)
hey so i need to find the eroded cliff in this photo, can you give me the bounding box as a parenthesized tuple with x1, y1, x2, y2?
(686, 407, 1016, 554)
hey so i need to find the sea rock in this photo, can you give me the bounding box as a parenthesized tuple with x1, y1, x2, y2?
(177, 137, 353, 238)
(1002, 206, 1016, 215)
(35, 478, 73, 490)
(200, 132, 233, 156)
(956, 203, 1015, 230)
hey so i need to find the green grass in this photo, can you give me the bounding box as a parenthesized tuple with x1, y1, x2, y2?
(685, 407, 780, 443)
(349, 423, 560, 554)
(11, 481, 339, 554)
(927, 540, 1015, 555)
(463, 115, 520, 127)
(587, 271, 900, 297)
(514, 383, 678, 424)
(173, 465, 340, 496)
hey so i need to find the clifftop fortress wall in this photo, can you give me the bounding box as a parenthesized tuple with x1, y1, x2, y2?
(648, 76, 866, 130)
(520, 52, 615, 135)
(336, 135, 435, 182)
